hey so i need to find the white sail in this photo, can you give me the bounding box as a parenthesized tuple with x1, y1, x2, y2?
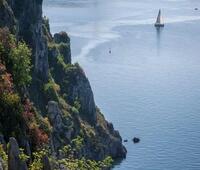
(156, 10, 161, 23)
(155, 9, 164, 27)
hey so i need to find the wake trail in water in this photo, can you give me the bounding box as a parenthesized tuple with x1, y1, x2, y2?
(73, 15, 200, 60)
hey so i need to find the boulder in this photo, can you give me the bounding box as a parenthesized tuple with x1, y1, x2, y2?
(133, 137, 140, 144)
(8, 137, 28, 170)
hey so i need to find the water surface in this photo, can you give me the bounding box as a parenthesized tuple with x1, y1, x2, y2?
(44, 0, 200, 169)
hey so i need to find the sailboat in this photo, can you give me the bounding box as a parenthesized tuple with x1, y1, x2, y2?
(154, 9, 164, 27)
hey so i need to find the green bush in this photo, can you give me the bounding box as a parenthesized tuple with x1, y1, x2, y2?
(0, 92, 24, 139)
(9, 42, 32, 87)
(29, 149, 47, 170)
(72, 136, 84, 151)
(57, 145, 114, 170)
(44, 80, 60, 101)
(0, 144, 8, 169)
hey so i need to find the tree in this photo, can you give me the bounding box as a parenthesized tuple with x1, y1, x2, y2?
(9, 42, 32, 87)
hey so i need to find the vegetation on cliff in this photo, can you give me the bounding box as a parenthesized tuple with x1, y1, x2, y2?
(0, 0, 126, 169)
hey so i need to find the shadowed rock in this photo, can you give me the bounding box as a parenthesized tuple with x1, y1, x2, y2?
(0, 0, 15, 32)
(0, 135, 6, 151)
(54, 31, 70, 44)
(8, 137, 28, 170)
(42, 155, 51, 170)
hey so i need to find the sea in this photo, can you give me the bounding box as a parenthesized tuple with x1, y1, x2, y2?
(43, 0, 200, 169)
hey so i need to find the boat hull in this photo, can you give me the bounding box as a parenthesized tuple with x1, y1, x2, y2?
(154, 23, 164, 27)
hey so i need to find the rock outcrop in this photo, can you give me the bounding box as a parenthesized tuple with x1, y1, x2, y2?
(63, 64, 96, 124)
(8, 137, 28, 170)
(48, 101, 74, 152)
(53, 32, 71, 64)
(54, 31, 70, 44)
(47, 101, 126, 160)
(48, 53, 97, 124)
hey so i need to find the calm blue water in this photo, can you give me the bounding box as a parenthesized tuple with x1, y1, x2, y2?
(43, 0, 200, 169)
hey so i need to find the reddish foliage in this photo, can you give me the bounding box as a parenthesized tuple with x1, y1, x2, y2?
(0, 63, 13, 93)
(22, 99, 49, 146)
(22, 98, 35, 121)
(30, 125, 49, 146)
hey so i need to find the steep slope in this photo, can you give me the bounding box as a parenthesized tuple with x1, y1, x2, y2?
(0, 0, 126, 169)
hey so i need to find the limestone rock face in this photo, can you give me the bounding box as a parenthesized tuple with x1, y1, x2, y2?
(81, 115, 127, 160)
(7, 0, 49, 80)
(97, 122, 127, 159)
(61, 64, 97, 124)
(0, 0, 15, 32)
(48, 101, 64, 152)
(48, 101, 64, 132)
(70, 65, 96, 123)
(48, 61, 96, 123)
(47, 101, 74, 151)
(8, 137, 28, 170)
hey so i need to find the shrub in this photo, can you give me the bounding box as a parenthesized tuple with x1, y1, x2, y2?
(72, 136, 84, 151)
(29, 123, 49, 147)
(0, 63, 13, 93)
(44, 80, 60, 101)
(19, 148, 30, 162)
(29, 149, 47, 170)
(37, 117, 52, 135)
(73, 97, 81, 111)
(0, 92, 24, 139)
(22, 99, 35, 122)
(0, 144, 8, 169)
(0, 29, 32, 88)
(9, 42, 32, 87)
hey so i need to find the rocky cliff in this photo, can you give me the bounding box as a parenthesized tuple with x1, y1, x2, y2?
(4, 0, 49, 80)
(0, 0, 126, 169)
